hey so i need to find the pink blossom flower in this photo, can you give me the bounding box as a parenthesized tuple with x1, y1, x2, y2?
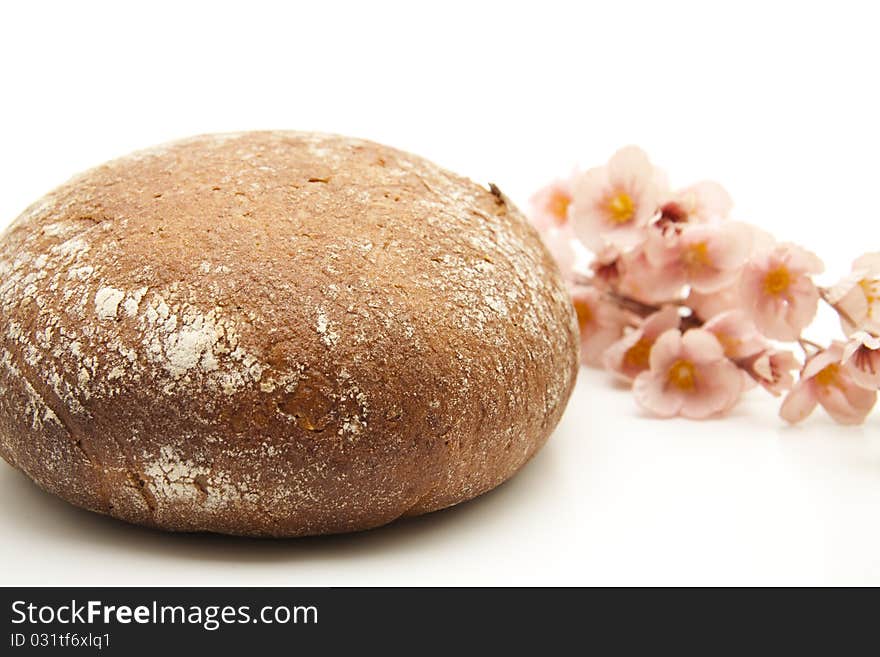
(529, 178, 573, 232)
(687, 281, 742, 321)
(570, 146, 668, 253)
(633, 328, 744, 419)
(826, 252, 880, 335)
(780, 343, 877, 425)
(602, 305, 680, 382)
(703, 310, 767, 360)
(842, 331, 880, 390)
(644, 221, 752, 294)
(743, 349, 800, 396)
(685, 225, 774, 322)
(740, 242, 824, 341)
(655, 181, 733, 236)
(571, 286, 629, 367)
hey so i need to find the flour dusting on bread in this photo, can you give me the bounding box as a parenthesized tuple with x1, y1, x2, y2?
(0, 131, 578, 536)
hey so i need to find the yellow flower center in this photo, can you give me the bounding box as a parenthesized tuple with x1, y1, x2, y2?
(548, 190, 572, 226)
(624, 338, 653, 370)
(860, 279, 879, 318)
(763, 266, 791, 296)
(813, 363, 840, 387)
(667, 359, 697, 390)
(607, 191, 635, 224)
(573, 297, 594, 331)
(682, 241, 712, 272)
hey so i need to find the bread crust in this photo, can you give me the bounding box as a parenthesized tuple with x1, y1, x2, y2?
(0, 132, 578, 536)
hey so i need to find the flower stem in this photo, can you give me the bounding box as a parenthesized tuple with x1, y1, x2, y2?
(602, 290, 663, 318)
(587, 286, 702, 330)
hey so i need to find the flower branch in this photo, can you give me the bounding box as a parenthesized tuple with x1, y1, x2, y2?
(529, 147, 880, 424)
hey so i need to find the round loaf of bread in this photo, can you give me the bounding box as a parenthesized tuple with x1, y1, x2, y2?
(0, 132, 578, 537)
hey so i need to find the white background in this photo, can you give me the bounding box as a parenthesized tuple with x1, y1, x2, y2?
(2, 1, 880, 586)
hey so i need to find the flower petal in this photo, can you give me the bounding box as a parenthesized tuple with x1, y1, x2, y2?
(680, 359, 742, 419)
(839, 374, 879, 411)
(582, 325, 625, 368)
(753, 294, 799, 341)
(570, 167, 611, 251)
(780, 242, 824, 275)
(779, 381, 818, 424)
(642, 305, 681, 339)
(834, 284, 869, 335)
(649, 329, 683, 372)
(529, 178, 573, 231)
(688, 282, 741, 321)
(608, 146, 655, 193)
(681, 328, 725, 364)
(686, 180, 733, 221)
(802, 343, 844, 379)
(783, 280, 819, 336)
(708, 222, 753, 270)
(538, 226, 577, 282)
(619, 249, 686, 301)
(826, 269, 865, 304)
(852, 252, 880, 275)
(704, 310, 767, 359)
(818, 380, 876, 425)
(602, 328, 643, 381)
(600, 224, 649, 252)
(633, 370, 683, 418)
